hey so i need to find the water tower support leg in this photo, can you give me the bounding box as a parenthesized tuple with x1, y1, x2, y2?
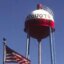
(38, 40, 42, 64)
(49, 27, 55, 64)
(26, 34, 30, 59)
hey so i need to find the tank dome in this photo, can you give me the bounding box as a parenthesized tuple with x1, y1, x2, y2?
(24, 4, 55, 40)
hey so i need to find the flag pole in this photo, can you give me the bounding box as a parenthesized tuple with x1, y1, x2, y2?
(3, 38, 6, 64)
(49, 27, 55, 64)
(26, 34, 30, 59)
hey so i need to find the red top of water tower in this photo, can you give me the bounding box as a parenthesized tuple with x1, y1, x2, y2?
(37, 4, 43, 9)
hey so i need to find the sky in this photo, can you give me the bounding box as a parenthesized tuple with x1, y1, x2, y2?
(0, 0, 64, 64)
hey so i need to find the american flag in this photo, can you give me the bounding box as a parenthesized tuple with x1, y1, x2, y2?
(4, 45, 30, 64)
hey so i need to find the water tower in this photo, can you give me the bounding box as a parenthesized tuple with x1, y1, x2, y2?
(24, 4, 55, 64)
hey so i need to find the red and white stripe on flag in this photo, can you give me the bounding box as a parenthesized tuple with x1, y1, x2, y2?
(4, 45, 31, 64)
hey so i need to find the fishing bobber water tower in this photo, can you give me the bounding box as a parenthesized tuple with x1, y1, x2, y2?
(24, 4, 55, 64)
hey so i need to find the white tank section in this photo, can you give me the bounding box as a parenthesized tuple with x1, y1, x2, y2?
(26, 5, 54, 23)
